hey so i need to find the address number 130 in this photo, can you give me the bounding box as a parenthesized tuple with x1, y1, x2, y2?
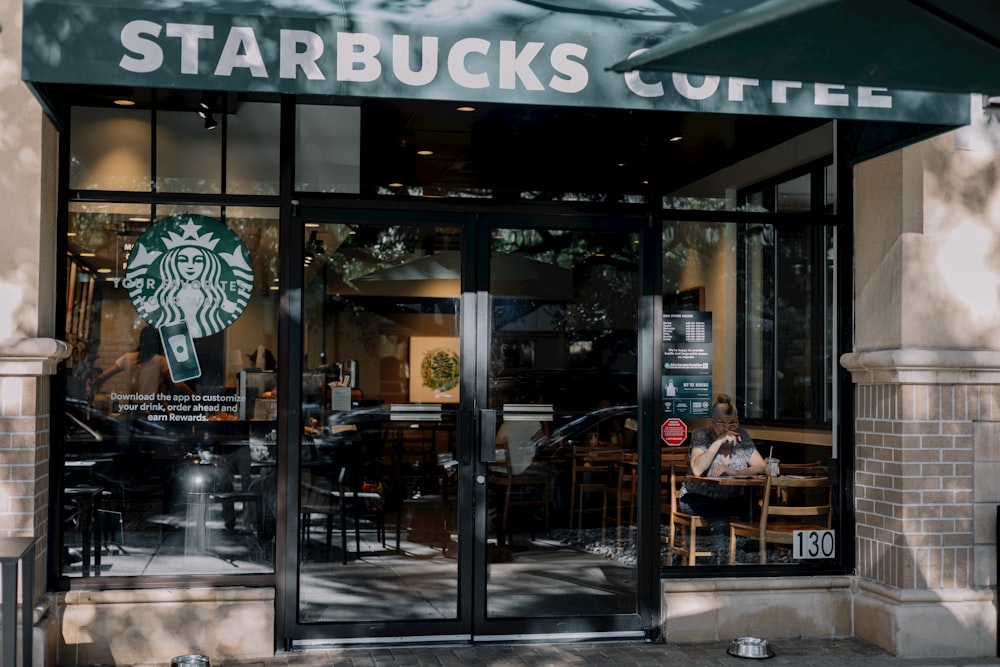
(793, 530, 835, 559)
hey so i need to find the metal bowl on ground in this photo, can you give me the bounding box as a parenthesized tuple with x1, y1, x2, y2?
(728, 636, 774, 659)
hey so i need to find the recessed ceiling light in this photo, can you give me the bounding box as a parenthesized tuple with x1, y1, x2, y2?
(97, 268, 112, 274)
(114, 99, 135, 106)
(616, 162, 626, 168)
(417, 150, 434, 156)
(669, 135, 683, 142)
(456, 106, 476, 112)
(388, 182, 404, 188)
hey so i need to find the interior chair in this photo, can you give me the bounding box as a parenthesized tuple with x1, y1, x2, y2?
(488, 448, 550, 546)
(659, 450, 687, 544)
(777, 460, 827, 475)
(570, 446, 620, 534)
(767, 460, 827, 504)
(300, 470, 385, 564)
(383, 425, 438, 550)
(728, 473, 832, 564)
(667, 463, 713, 565)
(602, 451, 638, 546)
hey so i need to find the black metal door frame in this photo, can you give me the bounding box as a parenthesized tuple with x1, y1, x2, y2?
(279, 204, 657, 647)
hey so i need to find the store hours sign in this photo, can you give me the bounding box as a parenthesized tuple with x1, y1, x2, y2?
(662, 310, 712, 418)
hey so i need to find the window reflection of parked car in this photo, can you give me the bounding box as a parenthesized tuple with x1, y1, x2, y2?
(533, 405, 638, 460)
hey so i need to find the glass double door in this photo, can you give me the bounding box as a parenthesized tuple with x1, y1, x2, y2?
(288, 208, 647, 645)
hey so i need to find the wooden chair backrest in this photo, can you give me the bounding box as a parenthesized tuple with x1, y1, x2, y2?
(760, 474, 832, 527)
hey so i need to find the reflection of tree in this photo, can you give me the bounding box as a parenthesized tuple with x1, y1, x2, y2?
(493, 228, 639, 370)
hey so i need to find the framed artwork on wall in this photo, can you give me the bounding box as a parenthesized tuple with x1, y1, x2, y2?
(409, 336, 460, 403)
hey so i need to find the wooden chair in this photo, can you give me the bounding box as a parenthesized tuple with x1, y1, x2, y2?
(777, 460, 827, 475)
(569, 446, 620, 533)
(488, 448, 550, 545)
(667, 463, 713, 565)
(728, 473, 832, 564)
(602, 452, 638, 545)
(769, 461, 827, 504)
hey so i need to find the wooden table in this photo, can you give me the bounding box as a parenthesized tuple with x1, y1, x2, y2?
(693, 474, 824, 516)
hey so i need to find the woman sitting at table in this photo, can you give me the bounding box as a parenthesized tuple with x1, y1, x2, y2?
(679, 393, 766, 563)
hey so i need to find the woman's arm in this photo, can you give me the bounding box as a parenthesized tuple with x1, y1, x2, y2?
(745, 447, 766, 475)
(690, 432, 740, 476)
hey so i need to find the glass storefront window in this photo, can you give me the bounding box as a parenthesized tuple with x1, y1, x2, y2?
(227, 102, 281, 196)
(69, 107, 152, 192)
(61, 204, 279, 578)
(155, 110, 223, 194)
(294, 105, 361, 194)
(660, 213, 836, 567)
(776, 174, 811, 213)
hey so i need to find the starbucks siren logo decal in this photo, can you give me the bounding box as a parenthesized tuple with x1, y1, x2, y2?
(125, 215, 253, 383)
(126, 214, 254, 337)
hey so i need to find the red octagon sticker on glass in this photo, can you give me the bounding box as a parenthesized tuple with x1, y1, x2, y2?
(661, 418, 688, 447)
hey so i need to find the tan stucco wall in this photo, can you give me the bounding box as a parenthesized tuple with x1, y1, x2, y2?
(1, 0, 58, 340)
(855, 101, 1000, 352)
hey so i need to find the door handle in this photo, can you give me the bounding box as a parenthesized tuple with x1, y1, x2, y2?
(479, 409, 497, 463)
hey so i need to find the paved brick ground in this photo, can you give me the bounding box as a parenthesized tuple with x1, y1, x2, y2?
(211, 638, 1000, 667)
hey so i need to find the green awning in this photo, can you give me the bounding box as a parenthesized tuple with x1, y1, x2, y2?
(611, 0, 1000, 96)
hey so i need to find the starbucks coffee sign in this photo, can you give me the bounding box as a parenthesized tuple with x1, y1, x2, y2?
(125, 214, 254, 381)
(21, 0, 970, 126)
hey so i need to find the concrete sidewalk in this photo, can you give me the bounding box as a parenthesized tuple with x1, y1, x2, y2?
(215, 638, 1000, 667)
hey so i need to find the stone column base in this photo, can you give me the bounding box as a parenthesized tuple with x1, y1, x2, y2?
(58, 587, 274, 665)
(855, 580, 996, 658)
(661, 576, 853, 642)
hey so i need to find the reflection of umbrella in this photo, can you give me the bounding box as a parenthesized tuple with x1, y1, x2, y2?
(352, 251, 572, 299)
(611, 0, 1000, 95)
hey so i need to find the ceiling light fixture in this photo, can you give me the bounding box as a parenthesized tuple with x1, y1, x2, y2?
(114, 99, 135, 106)
(388, 182, 404, 188)
(456, 106, 476, 112)
(417, 150, 434, 156)
(203, 114, 218, 130)
(669, 135, 683, 142)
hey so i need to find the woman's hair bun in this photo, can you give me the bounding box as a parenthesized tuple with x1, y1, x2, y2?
(716, 393, 733, 405)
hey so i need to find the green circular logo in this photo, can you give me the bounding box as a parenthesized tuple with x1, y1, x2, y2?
(125, 215, 254, 338)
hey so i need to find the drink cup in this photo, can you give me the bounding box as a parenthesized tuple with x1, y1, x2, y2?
(766, 458, 780, 476)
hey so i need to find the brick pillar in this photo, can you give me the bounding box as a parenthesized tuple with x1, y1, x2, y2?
(843, 350, 998, 658)
(0, 339, 71, 602)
